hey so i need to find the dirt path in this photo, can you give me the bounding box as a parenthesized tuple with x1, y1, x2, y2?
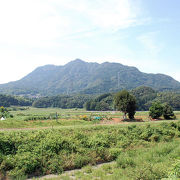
(27, 161, 115, 180)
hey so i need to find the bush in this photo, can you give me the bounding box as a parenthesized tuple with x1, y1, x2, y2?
(0, 121, 180, 179)
(109, 148, 122, 159)
(163, 103, 176, 120)
(116, 152, 136, 168)
(149, 102, 163, 119)
(0, 106, 13, 118)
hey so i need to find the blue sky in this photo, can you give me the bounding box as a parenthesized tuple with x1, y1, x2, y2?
(0, 0, 179, 83)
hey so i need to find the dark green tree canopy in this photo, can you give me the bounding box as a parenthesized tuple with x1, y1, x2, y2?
(85, 93, 113, 111)
(163, 103, 176, 120)
(149, 102, 163, 119)
(114, 90, 136, 119)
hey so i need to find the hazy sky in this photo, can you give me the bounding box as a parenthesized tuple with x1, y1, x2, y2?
(0, 0, 180, 84)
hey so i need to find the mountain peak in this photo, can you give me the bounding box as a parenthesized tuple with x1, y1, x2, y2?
(68, 59, 85, 64)
(0, 60, 179, 96)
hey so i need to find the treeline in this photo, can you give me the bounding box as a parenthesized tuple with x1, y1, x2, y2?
(1, 86, 179, 111)
(132, 86, 180, 111)
(32, 95, 93, 108)
(0, 94, 33, 107)
(85, 93, 114, 111)
(85, 86, 180, 111)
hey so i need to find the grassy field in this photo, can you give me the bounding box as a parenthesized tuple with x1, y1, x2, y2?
(0, 118, 180, 179)
(55, 139, 180, 180)
(0, 107, 180, 129)
(0, 107, 180, 179)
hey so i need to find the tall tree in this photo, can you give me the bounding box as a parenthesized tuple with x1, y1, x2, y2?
(114, 90, 136, 119)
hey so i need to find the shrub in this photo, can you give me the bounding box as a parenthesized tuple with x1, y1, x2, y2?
(0, 121, 180, 179)
(109, 148, 122, 159)
(149, 102, 163, 119)
(0, 106, 13, 118)
(163, 103, 176, 120)
(116, 153, 136, 168)
(74, 154, 90, 168)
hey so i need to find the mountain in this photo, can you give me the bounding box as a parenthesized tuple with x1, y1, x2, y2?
(0, 59, 180, 96)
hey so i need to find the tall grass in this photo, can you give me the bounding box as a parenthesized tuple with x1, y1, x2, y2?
(58, 140, 180, 180)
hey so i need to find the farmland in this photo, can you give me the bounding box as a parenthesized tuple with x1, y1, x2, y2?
(0, 107, 180, 129)
(0, 107, 180, 179)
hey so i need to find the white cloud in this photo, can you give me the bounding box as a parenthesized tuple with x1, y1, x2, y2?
(0, 0, 143, 47)
(51, 0, 142, 30)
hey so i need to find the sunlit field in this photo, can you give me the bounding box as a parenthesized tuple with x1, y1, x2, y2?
(0, 107, 180, 129)
(0, 107, 180, 179)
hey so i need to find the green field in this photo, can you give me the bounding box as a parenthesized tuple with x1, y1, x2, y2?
(57, 139, 180, 180)
(0, 107, 180, 179)
(0, 107, 180, 129)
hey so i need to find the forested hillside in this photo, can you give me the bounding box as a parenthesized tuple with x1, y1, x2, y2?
(32, 95, 93, 108)
(32, 86, 180, 111)
(0, 59, 179, 96)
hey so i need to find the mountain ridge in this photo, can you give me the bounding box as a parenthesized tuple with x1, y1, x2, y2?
(0, 59, 179, 96)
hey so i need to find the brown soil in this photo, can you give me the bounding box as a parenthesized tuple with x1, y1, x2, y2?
(101, 117, 144, 124)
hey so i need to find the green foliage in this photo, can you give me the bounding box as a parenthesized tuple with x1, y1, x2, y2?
(168, 160, 180, 178)
(33, 95, 92, 108)
(163, 103, 176, 120)
(0, 94, 32, 107)
(155, 91, 180, 110)
(114, 90, 136, 119)
(85, 93, 113, 111)
(24, 113, 60, 121)
(32, 88, 180, 111)
(1, 60, 180, 96)
(131, 86, 157, 111)
(131, 86, 180, 111)
(59, 140, 180, 180)
(149, 102, 163, 119)
(1, 120, 180, 179)
(116, 141, 180, 180)
(116, 152, 136, 168)
(0, 106, 13, 118)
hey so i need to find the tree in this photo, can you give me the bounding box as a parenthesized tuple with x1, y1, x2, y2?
(114, 90, 136, 119)
(0, 106, 13, 118)
(84, 101, 91, 110)
(163, 103, 176, 120)
(95, 101, 110, 111)
(149, 102, 163, 119)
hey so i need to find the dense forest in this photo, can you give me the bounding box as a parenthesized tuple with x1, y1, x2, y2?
(0, 59, 180, 96)
(0, 86, 179, 111)
(0, 94, 32, 107)
(85, 86, 180, 111)
(32, 95, 93, 108)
